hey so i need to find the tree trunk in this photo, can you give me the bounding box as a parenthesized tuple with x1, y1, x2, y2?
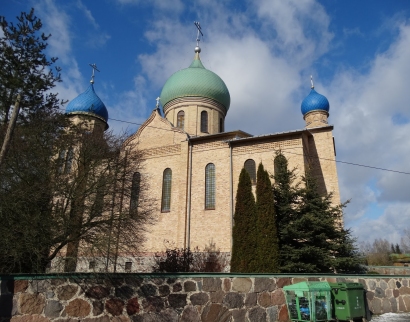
(0, 94, 21, 168)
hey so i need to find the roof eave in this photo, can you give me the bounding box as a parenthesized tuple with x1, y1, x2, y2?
(188, 130, 253, 142)
(227, 125, 334, 144)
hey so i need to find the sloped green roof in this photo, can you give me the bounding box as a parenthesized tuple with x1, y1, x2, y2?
(160, 53, 230, 111)
(390, 253, 410, 262)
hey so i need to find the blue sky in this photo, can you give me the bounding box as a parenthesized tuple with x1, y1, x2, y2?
(4, 0, 410, 245)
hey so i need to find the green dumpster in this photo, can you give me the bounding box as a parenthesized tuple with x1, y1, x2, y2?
(329, 283, 366, 322)
(284, 281, 332, 321)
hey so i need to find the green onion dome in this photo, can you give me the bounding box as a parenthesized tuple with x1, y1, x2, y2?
(160, 52, 231, 112)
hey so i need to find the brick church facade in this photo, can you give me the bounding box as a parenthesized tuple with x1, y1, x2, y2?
(63, 44, 341, 272)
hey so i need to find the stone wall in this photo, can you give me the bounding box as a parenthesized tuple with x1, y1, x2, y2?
(367, 266, 410, 275)
(1, 274, 410, 322)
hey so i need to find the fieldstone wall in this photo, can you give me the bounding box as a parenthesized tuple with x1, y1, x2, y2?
(367, 266, 410, 275)
(1, 274, 410, 321)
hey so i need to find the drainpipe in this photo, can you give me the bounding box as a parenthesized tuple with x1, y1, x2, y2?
(186, 138, 193, 248)
(229, 142, 233, 252)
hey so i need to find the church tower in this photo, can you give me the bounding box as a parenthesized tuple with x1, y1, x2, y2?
(300, 78, 340, 206)
(159, 26, 230, 136)
(62, 65, 109, 272)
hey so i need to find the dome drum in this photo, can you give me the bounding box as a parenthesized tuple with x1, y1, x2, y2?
(66, 110, 109, 123)
(162, 96, 228, 117)
(303, 109, 329, 118)
(68, 112, 108, 132)
(303, 110, 329, 128)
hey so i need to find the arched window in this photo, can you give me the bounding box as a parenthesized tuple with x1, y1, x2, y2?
(219, 118, 224, 133)
(58, 150, 66, 174)
(130, 172, 141, 213)
(91, 182, 104, 216)
(274, 153, 287, 177)
(177, 111, 185, 130)
(161, 168, 172, 212)
(65, 148, 74, 174)
(201, 111, 208, 133)
(205, 163, 215, 209)
(58, 148, 73, 174)
(244, 159, 256, 185)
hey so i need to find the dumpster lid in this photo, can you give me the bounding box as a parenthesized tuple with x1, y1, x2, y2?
(330, 282, 365, 290)
(283, 281, 332, 291)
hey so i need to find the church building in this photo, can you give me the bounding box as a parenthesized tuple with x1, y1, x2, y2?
(64, 41, 341, 273)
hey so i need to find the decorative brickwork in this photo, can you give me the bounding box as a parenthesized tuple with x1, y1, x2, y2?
(232, 139, 301, 154)
(143, 144, 181, 159)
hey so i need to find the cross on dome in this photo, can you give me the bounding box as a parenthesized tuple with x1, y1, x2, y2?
(194, 21, 203, 53)
(89, 63, 100, 84)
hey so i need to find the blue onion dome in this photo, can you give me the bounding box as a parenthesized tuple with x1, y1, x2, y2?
(160, 51, 231, 112)
(65, 84, 109, 124)
(301, 87, 330, 116)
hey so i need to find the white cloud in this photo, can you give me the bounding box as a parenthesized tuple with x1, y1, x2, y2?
(86, 33, 111, 48)
(34, 0, 83, 102)
(115, 0, 184, 14)
(352, 204, 410, 244)
(378, 170, 410, 202)
(255, 0, 333, 68)
(33, 0, 111, 99)
(327, 22, 410, 241)
(343, 27, 364, 38)
(106, 75, 151, 134)
(76, 0, 99, 29)
(75, 0, 111, 48)
(35, 0, 72, 64)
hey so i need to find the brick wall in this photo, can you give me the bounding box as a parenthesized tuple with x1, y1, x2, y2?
(124, 110, 341, 260)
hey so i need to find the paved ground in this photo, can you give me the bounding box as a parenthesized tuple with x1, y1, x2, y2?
(370, 312, 410, 321)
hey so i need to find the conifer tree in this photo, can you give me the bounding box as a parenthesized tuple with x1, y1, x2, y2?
(0, 9, 63, 167)
(231, 168, 257, 272)
(272, 151, 300, 269)
(391, 244, 396, 254)
(333, 227, 365, 273)
(255, 163, 279, 272)
(285, 169, 342, 272)
(273, 151, 363, 273)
